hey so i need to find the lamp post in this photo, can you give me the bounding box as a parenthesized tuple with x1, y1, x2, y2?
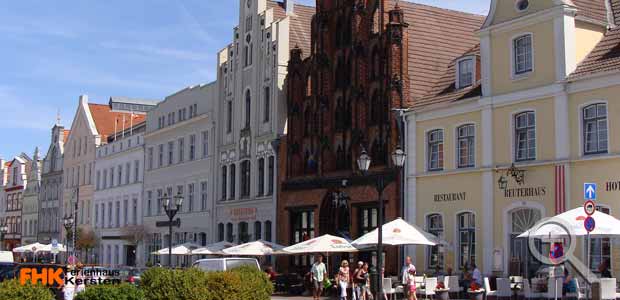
(161, 192, 183, 269)
(63, 214, 74, 263)
(357, 145, 406, 299)
(0, 223, 8, 251)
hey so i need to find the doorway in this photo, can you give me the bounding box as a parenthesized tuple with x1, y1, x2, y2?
(125, 245, 136, 267)
(509, 207, 542, 278)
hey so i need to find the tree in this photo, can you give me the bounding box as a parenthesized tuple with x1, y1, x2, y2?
(74, 225, 99, 264)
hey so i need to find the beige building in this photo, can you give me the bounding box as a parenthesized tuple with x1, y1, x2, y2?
(405, 0, 620, 277)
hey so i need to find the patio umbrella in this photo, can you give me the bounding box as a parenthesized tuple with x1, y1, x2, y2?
(352, 218, 439, 246)
(222, 240, 285, 256)
(192, 241, 237, 255)
(517, 207, 620, 238)
(283, 234, 359, 253)
(12, 242, 49, 253)
(152, 242, 201, 255)
(38, 243, 67, 252)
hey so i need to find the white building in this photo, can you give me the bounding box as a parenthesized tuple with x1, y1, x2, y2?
(3, 154, 31, 250)
(38, 124, 69, 244)
(143, 83, 217, 267)
(21, 148, 41, 246)
(214, 0, 312, 245)
(93, 122, 146, 267)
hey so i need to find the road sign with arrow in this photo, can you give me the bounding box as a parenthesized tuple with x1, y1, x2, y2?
(584, 183, 596, 200)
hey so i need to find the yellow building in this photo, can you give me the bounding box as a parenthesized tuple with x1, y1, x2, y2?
(404, 0, 620, 277)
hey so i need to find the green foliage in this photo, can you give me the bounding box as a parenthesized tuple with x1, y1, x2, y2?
(140, 266, 272, 300)
(0, 279, 55, 300)
(74, 283, 144, 300)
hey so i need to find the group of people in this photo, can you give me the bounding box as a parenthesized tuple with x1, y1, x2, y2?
(309, 254, 374, 300)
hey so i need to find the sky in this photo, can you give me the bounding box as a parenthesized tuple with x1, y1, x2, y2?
(0, 0, 490, 160)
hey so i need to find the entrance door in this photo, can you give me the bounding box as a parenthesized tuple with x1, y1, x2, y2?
(125, 245, 136, 267)
(509, 208, 542, 277)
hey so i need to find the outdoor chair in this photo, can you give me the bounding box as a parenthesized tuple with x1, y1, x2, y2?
(383, 277, 397, 300)
(495, 278, 512, 300)
(520, 279, 542, 300)
(447, 275, 462, 298)
(417, 277, 437, 300)
(544, 277, 561, 299)
(600, 278, 616, 300)
(484, 277, 497, 300)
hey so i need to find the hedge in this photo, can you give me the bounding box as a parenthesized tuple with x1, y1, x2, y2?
(74, 283, 145, 300)
(140, 265, 272, 300)
(0, 279, 55, 300)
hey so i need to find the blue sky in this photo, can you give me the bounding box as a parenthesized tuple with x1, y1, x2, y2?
(0, 0, 489, 160)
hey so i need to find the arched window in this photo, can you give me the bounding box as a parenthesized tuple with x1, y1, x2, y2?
(221, 166, 227, 200)
(371, 5, 380, 34)
(218, 223, 225, 242)
(238, 222, 249, 243)
(583, 103, 608, 155)
(370, 90, 379, 124)
(336, 145, 346, 170)
(245, 90, 251, 128)
(265, 220, 272, 242)
(335, 97, 344, 131)
(226, 223, 234, 243)
(254, 221, 262, 241)
(509, 207, 542, 276)
(457, 212, 476, 268)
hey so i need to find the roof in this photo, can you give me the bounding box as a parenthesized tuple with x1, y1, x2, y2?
(412, 45, 482, 109)
(569, 26, 620, 79)
(392, 1, 485, 102)
(612, 0, 620, 26)
(109, 96, 160, 106)
(268, 1, 314, 59)
(63, 130, 71, 144)
(87, 103, 146, 141)
(571, 0, 608, 24)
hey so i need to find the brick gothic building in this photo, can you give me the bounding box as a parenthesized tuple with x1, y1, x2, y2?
(278, 0, 483, 275)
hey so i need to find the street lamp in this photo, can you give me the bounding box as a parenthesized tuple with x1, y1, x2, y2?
(161, 192, 183, 269)
(357, 145, 406, 299)
(0, 223, 8, 251)
(63, 215, 74, 263)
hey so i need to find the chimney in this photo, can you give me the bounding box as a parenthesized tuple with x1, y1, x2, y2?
(285, 0, 295, 15)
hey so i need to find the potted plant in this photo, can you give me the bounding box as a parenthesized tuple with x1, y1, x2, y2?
(468, 282, 484, 300)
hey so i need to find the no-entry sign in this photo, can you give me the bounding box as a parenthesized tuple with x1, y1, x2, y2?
(584, 200, 596, 216)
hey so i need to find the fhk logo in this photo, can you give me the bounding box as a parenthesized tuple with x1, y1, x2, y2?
(19, 267, 64, 286)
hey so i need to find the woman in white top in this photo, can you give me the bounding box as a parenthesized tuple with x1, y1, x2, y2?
(338, 260, 350, 300)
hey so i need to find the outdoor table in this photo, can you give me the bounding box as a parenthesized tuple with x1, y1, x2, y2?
(467, 289, 484, 300)
(435, 288, 450, 300)
(510, 283, 522, 300)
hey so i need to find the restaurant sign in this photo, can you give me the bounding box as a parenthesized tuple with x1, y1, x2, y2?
(503, 186, 547, 198)
(229, 207, 257, 222)
(434, 192, 466, 202)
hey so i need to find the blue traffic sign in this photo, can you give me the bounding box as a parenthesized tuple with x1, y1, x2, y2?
(584, 183, 597, 200)
(584, 216, 596, 232)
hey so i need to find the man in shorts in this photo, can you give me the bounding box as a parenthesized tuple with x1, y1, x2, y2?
(310, 254, 328, 300)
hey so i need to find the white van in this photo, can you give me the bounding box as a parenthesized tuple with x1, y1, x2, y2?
(192, 258, 260, 272)
(0, 251, 13, 263)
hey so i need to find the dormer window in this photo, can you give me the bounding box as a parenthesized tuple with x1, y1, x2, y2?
(456, 57, 475, 89)
(516, 0, 529, 12)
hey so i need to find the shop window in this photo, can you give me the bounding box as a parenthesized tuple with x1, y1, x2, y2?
(458, 212, 476, 268)
(583, 103, 608, 155)
(427, 129, 444, 171)
(427, 214, 444, 270)
(457, 124, 475, 168)
(238, 222, 249, 243)
(291, 210, 315, 267)
(515, 111, 536, 161)
(590, 206, 611, 272)
(218, 223, 225, 242)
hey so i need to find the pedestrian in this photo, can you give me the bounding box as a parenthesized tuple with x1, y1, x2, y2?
(63, 265, 76, 300)
(599, 259, 612, 278)
(352, 261, 363, 300)
(338, 260, 350, 300)
(310, 254, 328, 300)
(401, 256, 415, 299)
(471, 263, 482, 286)
(357, 262, 373, 300)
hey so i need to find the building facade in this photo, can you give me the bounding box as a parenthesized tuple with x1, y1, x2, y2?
(21, 148, 41, 246)
(214, 0, 312, 247)
(3, 154, 31, 250)
(143, 83, 217, 267)
(93, 123, 146, 267)
(38, 124, 69, 244)
(405, 0, 620, 277)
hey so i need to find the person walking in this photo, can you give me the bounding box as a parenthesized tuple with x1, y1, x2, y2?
(311, 254, 328, 300)
(401, 256, 415, 299)
(352, 261, 363, 300)
(338, 260, 351, 300)
(406, 265, 417, 300)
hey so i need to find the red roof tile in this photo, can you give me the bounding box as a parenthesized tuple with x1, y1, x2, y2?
(63, 130, 71, 144)
(569, 26, 620, 79)
(391, 1, 485, 102)
(87, 104, 146, 142)
(611, 0, 620, 25)
(268, 1, 314, 59)
(572, 0, 608, 24)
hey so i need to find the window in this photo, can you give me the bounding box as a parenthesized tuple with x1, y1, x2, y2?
(265, 220, 272, 242)
(257, 158, 265, 196)
(515, 111, 536, 161)
(457, 124, 475, 168)
(102, 170, 107, 190)
(202, 131, 209, 158)
(168, 142, 174, 165)
(590, 206, 611, 272)
(178, 137, 185, 163)
(157, 189, 163, 215)
(229, 164, 236, 199)
(134, 160, 139, 183)
(458, 212, 476, 268)
(513, 34, 533, 75)
(263, 86, 270, 122)
(359, 207, 378, 234)
(457, 58, 474, 88)
(147, 191, 152, 217)
(427, 130, 444, 171)
(187, 183, 195, 212)
(189, 105, 194, 118)
(109, 167, 115, 188)
(217, 223, 225, 242)
(189, 135, 196, 161)
(221, 166, 228, 200)
(245, 90, 251, 128)
(147, 148, 154, 170)
(241, 160, 251, 198)
(115, 201, 121, 227)
(200, 181, 208, 211)
(291, 210, 314, 267)
(254, 221, 262, 241)
(95, 204, 99, 227)
(226, 223, 234, 242)
(227, 102, 233, 133)
(96, 171, 101, 190)
(123, 199, 128, 225)
(426, 214, 444, 269)
(267, 156, 274, 195)
(117, 165, 122, 186)
(158, 144, 164, 167)
(125, 163, 131, 184)
(583, 103, 608, 155)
